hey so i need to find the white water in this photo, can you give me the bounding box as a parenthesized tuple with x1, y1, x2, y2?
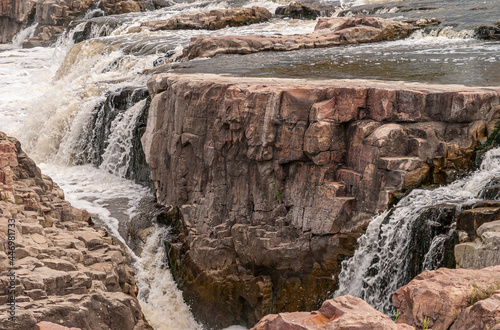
(0, 25, 204, 330)
(335, 147, 500, 314)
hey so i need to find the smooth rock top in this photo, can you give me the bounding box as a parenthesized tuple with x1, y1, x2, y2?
(181, 16, 419, 60)
(0, 131, 148, 329)
(252, 295, 411, 329)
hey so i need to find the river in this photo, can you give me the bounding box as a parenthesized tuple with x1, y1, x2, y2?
(0, 0, 499, 328)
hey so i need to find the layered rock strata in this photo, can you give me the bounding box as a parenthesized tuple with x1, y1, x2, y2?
(181, 17, 420, 61)
(141, 6, 272, 32)
(0, 132, 147, 330)
(393, 266, 500, 330)
(142, 73, 500, 327)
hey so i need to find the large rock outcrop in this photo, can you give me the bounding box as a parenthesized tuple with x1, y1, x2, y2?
(0, 132, 148, 330)
(181, 17, 421, 61)
(142, 73, 500, 327)
(393, 266, 500, 330)
(252, 295, 412, 330)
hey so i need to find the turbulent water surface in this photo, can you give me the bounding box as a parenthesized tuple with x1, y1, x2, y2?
(1, 0, 500, 328)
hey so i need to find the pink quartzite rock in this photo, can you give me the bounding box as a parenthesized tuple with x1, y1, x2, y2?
(143, 73, 500, 327)
(35, 321, 81, 330)
(181, 17, 419, 60)
(393, 265, 500, 330)
(252, 295, 413, 330)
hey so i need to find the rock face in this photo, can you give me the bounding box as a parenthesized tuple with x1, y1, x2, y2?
(252, 295, 411, 330)
(0, 132, 147, 330)
(141, 6, 272, 31)
(0, 0, 145, 45)
(393, 266, 500, 330)
(455, 201, 500, 269)
(142, 73, 500, 327)
(181, 17, 419, 61)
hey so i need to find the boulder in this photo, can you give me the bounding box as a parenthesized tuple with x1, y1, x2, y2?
(142, 73, 500, 327)
(181, 17, 420, 60)
(141, 6, 272, 31)
(252, 295, 411, 329)
(35, 321, 81, 330)
(393, 265, 500, 330)
(275, 1, 333, 19)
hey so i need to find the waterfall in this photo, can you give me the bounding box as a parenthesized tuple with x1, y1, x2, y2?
(335, 147, 500, 315)
(11, 23, 38, 47)
(133, 226, 202, 330)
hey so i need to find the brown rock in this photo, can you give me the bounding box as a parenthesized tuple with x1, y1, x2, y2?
(181, 17, 419, 61)
(35, 321, 81, 330)
(252, 295, 407, 329)
(143, 73, 500, 327)
(141, 6, 272, 31)
(393, 265, 500, 330)
(0, 132, 146, 330)
(450, 291, 500, 330)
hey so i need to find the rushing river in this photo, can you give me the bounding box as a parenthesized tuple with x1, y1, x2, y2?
(0, 0, 499, 328)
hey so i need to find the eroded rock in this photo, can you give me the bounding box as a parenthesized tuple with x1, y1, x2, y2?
(393, 265, 500, 330)
(141, 6, 271, 31)
(0, 132, 147, 330)
(142, 73, 500, 327)
(181, 17, 420, 60)
(252, 295, 411, 329)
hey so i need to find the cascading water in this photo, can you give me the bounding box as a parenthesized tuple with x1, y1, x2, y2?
(335, 147, 500, 315)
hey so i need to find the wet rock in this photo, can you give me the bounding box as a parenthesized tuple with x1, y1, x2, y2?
(76, 86, 151, 186)
(476, 25, 500, 40)
(0, 132, 147, 329)
(252, 295, 410, 329)
(181, 17, 421, 61)
(143, 73, 500, 327)
(275, 1, 334, 20)
(393, 265, 500, 330)
(141, 6, 271, 31)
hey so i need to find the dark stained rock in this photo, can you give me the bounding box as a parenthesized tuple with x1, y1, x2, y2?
(142, 73, 500, 328)
(275, 1, 331, 20)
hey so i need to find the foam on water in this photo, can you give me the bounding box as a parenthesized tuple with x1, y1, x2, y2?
(134, 226, 203, 330)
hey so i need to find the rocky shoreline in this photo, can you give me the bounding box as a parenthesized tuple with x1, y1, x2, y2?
(0, 132, 148, 329)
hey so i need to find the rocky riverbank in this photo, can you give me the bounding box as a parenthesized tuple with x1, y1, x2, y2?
(0, 132, 148, 329)
(142, 72, 500, 327)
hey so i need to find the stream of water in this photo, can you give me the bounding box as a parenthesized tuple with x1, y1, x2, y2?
(1, 0, 500, 328)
